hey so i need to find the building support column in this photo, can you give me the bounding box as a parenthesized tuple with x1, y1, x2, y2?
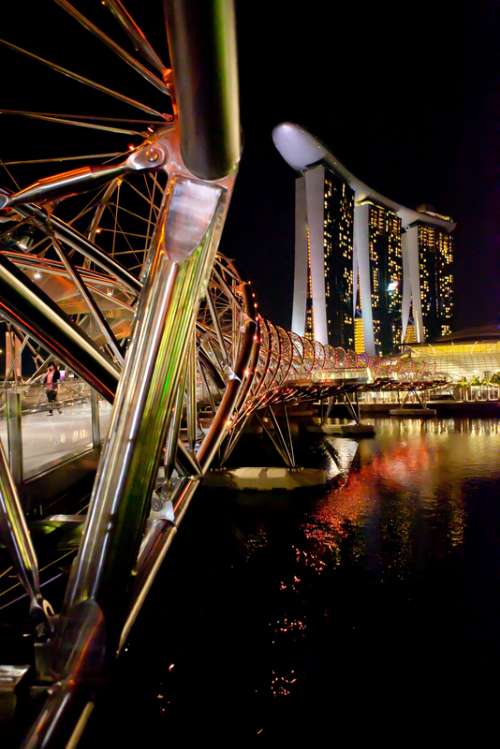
(353, 203, 375, 355)
(401, 226, 424, 342)
(304, 166, 328, 345)
(292, 175, 308, 337)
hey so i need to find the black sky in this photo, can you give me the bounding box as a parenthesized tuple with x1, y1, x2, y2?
(226, 0, 499, 330)
(1, 1, 498, 331)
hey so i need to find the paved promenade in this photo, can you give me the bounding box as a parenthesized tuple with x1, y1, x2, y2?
(0, 401, 112, 479)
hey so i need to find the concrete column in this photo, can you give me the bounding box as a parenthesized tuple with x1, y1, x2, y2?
(304, 165, 328, 344)
(353, 203, 375, 355)
(292, 175, 308, 336)
(402, 226, 424, 342)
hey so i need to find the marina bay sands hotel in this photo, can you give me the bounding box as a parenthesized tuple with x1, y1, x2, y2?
(273, 123, 455, 355)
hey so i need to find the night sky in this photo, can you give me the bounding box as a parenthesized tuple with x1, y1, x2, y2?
(1, 1, 497, 331)
(227, 0, 499, 331)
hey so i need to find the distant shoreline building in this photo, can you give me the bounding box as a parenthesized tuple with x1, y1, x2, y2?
(403, 324, 500, 382)
(273, 123, 456, 355)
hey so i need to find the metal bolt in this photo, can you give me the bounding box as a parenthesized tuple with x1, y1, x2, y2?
(145, 147, 161, 163)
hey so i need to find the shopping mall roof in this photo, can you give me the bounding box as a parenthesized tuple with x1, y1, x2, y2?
(426, 324, 500, 345)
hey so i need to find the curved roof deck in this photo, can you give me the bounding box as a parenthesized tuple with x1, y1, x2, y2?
(272, 122, 456, 232)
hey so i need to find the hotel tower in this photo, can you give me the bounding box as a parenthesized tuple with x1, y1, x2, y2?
(273, 123, 456, 355)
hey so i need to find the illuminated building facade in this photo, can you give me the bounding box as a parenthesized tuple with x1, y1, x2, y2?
(324, 169, 355, 348)
(354, 200, 402, 354)
(354, 308, 365, 354)
(403, 309, 417, 344)
(273, 123, 456, 351)
(404, 324, 500, 382)
(401, 221, 454, 342)
(292, 164, 354, 348)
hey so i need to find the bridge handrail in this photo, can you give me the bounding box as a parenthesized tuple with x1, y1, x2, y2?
(0, 380, 93, 415)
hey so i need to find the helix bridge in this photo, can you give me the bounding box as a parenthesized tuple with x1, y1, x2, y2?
(0, 2, 447, 745)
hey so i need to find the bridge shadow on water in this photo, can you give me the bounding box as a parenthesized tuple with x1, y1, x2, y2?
(82, 417, 500, 746)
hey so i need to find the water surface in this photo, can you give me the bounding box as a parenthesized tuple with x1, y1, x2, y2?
(86, 417, 500, 744)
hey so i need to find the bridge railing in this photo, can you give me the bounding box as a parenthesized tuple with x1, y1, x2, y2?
(0, 382, 110, 484)
(0, 379, 91, 414)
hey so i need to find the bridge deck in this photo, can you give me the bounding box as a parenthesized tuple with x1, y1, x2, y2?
(0, 401, 112, 480)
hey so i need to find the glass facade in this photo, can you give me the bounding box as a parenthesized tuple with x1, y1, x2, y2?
(405, 340, 500, 381)
(403, 317, 417, 344)
(437, 230, 454, 336)
(354, 312, 365, 354)
(323, 168, 354, 349)
(305, 227, 314, 340)
(366, 203, 402, 354)
(417, 223, 454, 340)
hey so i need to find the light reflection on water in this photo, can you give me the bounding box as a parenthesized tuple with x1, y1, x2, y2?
(84, 417, 500, 745)
(298, 432, 493, 602)
(258, 417, 500, 738)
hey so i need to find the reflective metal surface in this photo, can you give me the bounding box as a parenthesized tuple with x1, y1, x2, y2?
(0, 2, 244, 743)
(104, 0, 169, 76)
(62, 169, 229, 630)
(0, 438, 52, 631)
(164, 0, 241, 179)
(53, 0, 168, 95)
(0, 253, 119, 401)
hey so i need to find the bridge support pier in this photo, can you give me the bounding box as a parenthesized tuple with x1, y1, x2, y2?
(389, 386, 437, 417)
(203, 465, 336, 491)
(256, 404, 296, 468)
(344, 392, 361, 423)
(309, 392, 375, 436)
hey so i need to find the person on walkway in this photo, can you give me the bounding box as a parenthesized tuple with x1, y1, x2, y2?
(43, 363, 61, 415)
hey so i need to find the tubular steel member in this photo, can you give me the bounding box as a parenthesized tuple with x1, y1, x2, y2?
(2, 0, 393, 740)
(197, 280, 258, 469)
(0, 439, 54, 634)
(0, 238, 258, 468)
(164, 0, 241, 180)
(0, 141, 167, 211)
(0, 249, 254, 659)
(16, 0, 241, 734)
(24, 173, 237, 749)
(56, 0, 241, 646)
(61, 163, 231, 633)
(119, 277, 259, 649)
(0, 253, 256, 661)
(0, 253, 119, 401)
(6, 389, 23, 488)
(118, 475, 199, 653)
(21, 600, 105, 749)
(52, 0, 169, 96)
(49, 234, 124, 365)
(104, 0, 169, 76)
(0, 39, 166, 120)
(3, 198, 142, 296)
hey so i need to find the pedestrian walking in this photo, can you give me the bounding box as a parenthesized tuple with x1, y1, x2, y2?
(43, 363, 62, 414)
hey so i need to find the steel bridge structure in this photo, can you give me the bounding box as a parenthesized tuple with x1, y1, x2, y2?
(0, 2, 446, 745)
